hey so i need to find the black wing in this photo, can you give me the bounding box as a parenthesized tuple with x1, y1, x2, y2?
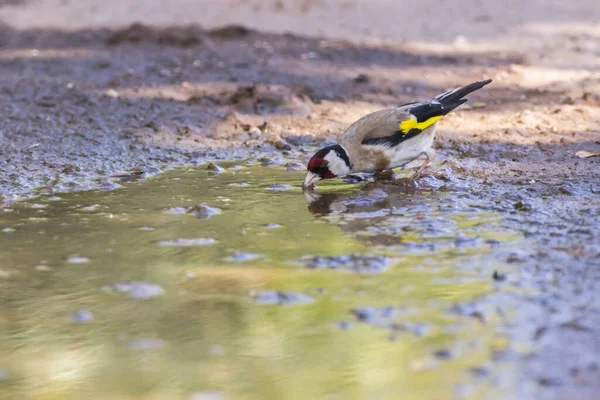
(362, 79, 492, 147)
(361, 101, 459, 147)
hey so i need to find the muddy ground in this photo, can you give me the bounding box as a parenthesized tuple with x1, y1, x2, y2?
(0, 0, 599, 399)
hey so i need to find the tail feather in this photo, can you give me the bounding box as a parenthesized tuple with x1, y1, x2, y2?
(434, 79, 492, 106)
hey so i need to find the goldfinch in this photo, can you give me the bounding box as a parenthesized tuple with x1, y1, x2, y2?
(303, 79, 492, 188)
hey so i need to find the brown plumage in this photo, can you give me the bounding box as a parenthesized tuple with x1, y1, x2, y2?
(303, 79, 493, 188)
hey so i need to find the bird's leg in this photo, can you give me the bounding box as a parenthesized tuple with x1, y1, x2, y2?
(374, 169, 394, 182)
(410, 152, 431, 180)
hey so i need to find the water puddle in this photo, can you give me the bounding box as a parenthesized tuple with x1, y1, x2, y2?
(0, 162, 523, 400)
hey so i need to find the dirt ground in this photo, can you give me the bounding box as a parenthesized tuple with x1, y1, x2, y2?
(0, 0, 599, 399)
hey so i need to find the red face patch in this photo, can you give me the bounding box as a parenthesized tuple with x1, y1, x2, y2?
(307, 157, 325, 172)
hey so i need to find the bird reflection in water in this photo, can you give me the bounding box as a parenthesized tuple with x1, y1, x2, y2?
(304, 178, 420, 217)
(302, 178, 429, 247)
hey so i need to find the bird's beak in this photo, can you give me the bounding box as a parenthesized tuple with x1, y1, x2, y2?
(302, 171, 321, 188)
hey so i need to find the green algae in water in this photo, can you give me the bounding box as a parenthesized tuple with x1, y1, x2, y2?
(0, 164, 520, 400)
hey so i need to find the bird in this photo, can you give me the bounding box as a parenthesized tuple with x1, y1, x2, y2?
(302, 79, 492, 188)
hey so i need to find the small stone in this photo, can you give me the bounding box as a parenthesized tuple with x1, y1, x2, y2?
(492, 270, 506, 281)
(259, 157, 275, 166)
(206, 163, 224, 173)
(301, 254, 396, 274)
(265, 223, 281, 229)
(354, 73, 371, 84)
(35, 265, 53, 271)
(163, 207, 187, 215)
(253, 290, 314, 306)
(433, 349, 453, 360)
(99, 181, 122, 191)
(267, 135, 292, 151)
(267, 184, 293, 192)
(68, 256, 90, 264)
(72, 310, 94, 323)
(247, 127, 261, 139)
(111, 167, 161, 181)
(469, 367, 489, 377)
(285, 162, 305, 171)
(537, 377, 562, 387)
(352, 306, 399, 327)
(225, 252, 263, 263)
(453, 35, 469, 47)
(513, 200, 532, 212)
(2, 227, 15, 233)
(367, 189, 388, 199)
(105, 281, 165, 298)
(105, 89, 119, 98)
(189, 204, 222, 219)
(158, 238, 216, 247)
(336, 321, 353, 330)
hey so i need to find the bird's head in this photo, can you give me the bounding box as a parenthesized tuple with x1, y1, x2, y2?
(303, 145, 351, 188)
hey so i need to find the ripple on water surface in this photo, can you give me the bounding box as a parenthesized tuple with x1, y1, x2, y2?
(0, 162, 521, 400)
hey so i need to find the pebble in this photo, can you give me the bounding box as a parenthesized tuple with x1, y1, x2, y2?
(265, 223, 281, 229)
(206, 162, 224, 172)
(392, 322, 432, 337)
(225, 252, 264, 263)
(469, 367, 489, 377)
(105, 89, 119, 98)
(285, 162, 305, 171)
(163, 207, 187, 215)
(253, 290, 314, 306)
(434, 349, 453, 360)
(158, 238, 216, 247)
(72, 310, 94, 323)
(259, 157, 276, 166)
(267, 184, 293, 192)
(68, 256, 90, 264)
(352, 306, 399, 327)
(300, 254, 395, 274)
(189, 204, 222, 219)
(104, 281, 165, 298)
(99, 181, 122, 191)
(367, 189, 388, 199)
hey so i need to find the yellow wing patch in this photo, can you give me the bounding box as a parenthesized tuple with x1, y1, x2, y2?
(399, 116, 443, 134)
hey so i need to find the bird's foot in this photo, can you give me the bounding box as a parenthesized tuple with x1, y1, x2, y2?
(411, 157, 431, 181)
